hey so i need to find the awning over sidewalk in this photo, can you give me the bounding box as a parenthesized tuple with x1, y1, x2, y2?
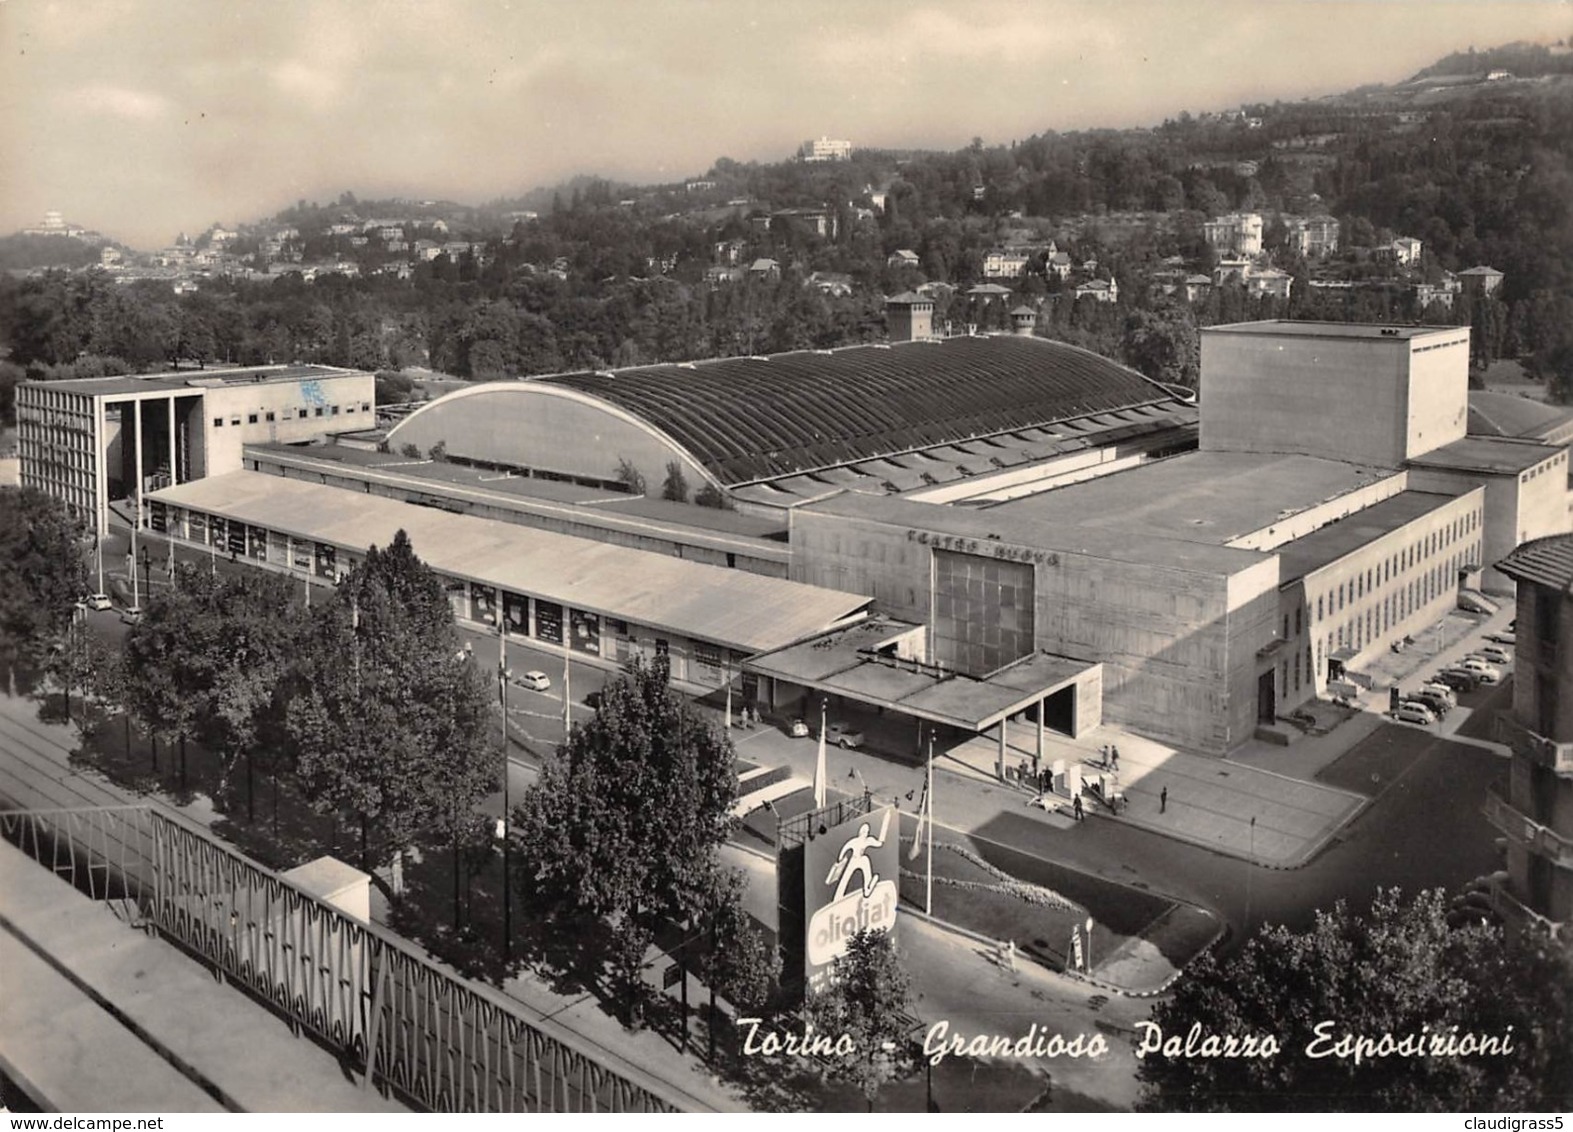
(746, 617, 1100, 731)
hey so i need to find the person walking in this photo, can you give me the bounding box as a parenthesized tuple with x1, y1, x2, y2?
(1072, 793, 1084, 821)
(1160, 786, 1168, 814)
(1111, 746, 1120, 772)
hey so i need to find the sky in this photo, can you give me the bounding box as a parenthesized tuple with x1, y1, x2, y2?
(1, 0, 1571, 249)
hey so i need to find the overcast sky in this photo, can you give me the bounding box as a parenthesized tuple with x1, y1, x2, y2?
(2, 0, 1570, 248)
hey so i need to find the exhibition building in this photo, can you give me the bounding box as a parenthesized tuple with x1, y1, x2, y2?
(20, 310, 1573, 762)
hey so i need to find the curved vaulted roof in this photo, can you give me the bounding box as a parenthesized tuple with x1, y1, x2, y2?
(541, 335, 1175, 486)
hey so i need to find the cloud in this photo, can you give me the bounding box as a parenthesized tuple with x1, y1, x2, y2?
(816, 4, 1122, 69)
(270, 59, 345, 110)
(59, 83, 172, 121)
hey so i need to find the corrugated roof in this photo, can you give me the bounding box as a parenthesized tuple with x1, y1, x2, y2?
(1496, 534, 1573, 594)
(147, 472, 869, 653)
(539, 335, 1174, 486)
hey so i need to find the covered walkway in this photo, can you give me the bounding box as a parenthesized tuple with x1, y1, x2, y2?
(746, 617, 1103, 779)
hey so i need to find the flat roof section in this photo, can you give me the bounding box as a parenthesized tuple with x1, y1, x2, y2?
(746, 618, 1099, 730)
(245, 445, 791, 555)
(253, 442, 787, 536)
(1275, 490, 1466, 584)
(1201, 320, 1464, 342)
(30, 364, 359, 398)
(805, 490, 1269, 576)
(984, 451, 1397, 546)
(148, 472, 869, 653)
(1409, 435, 1564, 476)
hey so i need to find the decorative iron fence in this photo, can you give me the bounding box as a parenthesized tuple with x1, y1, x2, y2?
(1, 805, 693, 1113)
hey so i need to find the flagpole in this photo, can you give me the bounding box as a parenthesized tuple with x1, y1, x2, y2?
(925, 731, 934, 916)
(813, 698, 827, 809)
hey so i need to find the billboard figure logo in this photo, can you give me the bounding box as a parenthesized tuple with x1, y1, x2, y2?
(825, 811, 889, 901)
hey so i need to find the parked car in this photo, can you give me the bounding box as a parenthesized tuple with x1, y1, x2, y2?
(85, 593, 113, 612)
(789, 718, 810, 738)
(1418, 681, 1458, 708)
(1457, 657, 1502, 684)
(1394, 701, 1437, 726)
(1471, 644, 1512, 666)
(1488, 630, 1516, 646)
(1409, 689, 1452, 718)
(1434, 669, 1480, 694)
(827, 722, 865, 749)
(512, 670, 551, 691)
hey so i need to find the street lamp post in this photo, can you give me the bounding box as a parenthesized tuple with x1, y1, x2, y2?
(1245, 815, 1256, 939)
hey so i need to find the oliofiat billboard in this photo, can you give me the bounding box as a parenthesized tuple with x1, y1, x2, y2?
(802, 804, 899, 995)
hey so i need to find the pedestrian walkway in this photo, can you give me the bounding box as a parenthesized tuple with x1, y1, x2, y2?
(0, 840, 407, 1113)
(887, 723, 1365, 868)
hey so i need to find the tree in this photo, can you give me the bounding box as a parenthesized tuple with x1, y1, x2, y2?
(512, 656, 736, 1020)
(1137, 888, 1573, 1112)
(0, 488, 90, 692)
(661, 460, 690, 503)
(694, 871, 780, 1015)
(614, 457, 646, 496)
(122, 568, 222, 790)
(287, 531, 499, 878)
(804, 929, 914, 1109)
(194, 570, 308, 822)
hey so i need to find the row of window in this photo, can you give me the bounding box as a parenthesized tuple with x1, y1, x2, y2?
(1522, 452, 1565, 483)
(1313, 516, 1479, 624)
(212, 402, 371, 428)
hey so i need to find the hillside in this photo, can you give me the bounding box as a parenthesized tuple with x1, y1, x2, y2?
(4, 37, 1572, 407)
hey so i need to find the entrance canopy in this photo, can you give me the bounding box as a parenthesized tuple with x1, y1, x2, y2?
(745, 617, 1100, 732)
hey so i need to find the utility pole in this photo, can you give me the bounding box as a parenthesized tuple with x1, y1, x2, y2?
(498, 620, 511, 963)
(129, 494, 140, 609)
(562, 629, 572, 735)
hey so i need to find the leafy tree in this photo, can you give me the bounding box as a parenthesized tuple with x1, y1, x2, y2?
(122, 567, 221, 790)
(1137, 888, 1573, 1112)
(194, 570, 309, 821)
(694, 870, 780, 1015)
(614, 457, 646, 495)
(287, 531, 499, 877)
(693, 482, 732, 510)
(0, 488, 90, 693)
(512, 656, 736, 1020)
(661, 460, 690, 503)
(805, 928, 914, 1109)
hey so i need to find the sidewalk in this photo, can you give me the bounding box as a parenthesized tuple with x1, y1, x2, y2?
(732, 604, 1518, 873)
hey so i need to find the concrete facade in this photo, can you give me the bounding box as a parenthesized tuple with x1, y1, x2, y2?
(790, 493, 1278, 755)
(1289, 488, 1485, 702)
(1410, 444, 1570, 594)
(1200, 323, 1469, 466)
(1492, 537, 1573, 934)
(17, 366, 372, 534)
